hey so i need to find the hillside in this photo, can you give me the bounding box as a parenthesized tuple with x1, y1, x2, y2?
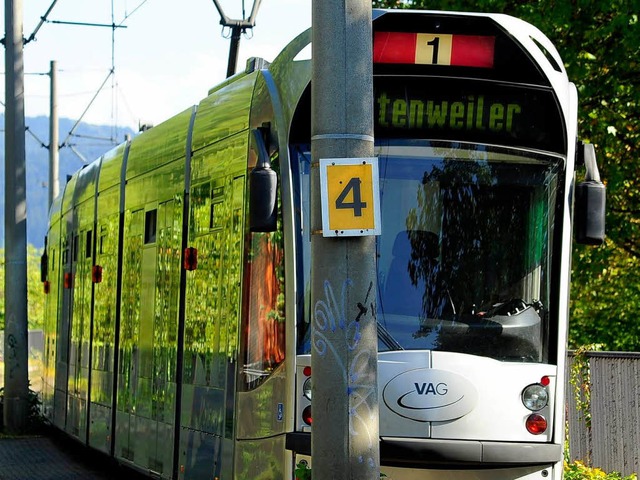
(0, 115, 135, 248)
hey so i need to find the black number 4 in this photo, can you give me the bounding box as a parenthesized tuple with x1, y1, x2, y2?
(335, 177, 367, 217)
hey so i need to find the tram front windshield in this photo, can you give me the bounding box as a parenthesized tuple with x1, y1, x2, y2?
(294, 141, 563, 363)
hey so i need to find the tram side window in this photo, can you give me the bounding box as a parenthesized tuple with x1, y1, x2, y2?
(240, 230, 285, 390)
(85, 230, 92, 258)
(144, 209, 157, 244)
(72, 235, 79, 263)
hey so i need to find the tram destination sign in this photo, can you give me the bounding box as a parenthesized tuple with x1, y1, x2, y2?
(374, 77, 566, 153)
(377, 92, 521, 135)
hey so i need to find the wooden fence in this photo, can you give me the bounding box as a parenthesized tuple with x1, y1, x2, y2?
(566, 350, 640, 476)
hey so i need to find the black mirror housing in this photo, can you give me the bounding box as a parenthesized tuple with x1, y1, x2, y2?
(249, 128, 278, 232)
(574, 143, 606, 245)
(575, 180, 606, 245)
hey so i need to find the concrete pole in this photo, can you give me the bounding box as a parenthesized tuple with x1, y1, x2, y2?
(310, 1, 379, 479)
(3, 0, 30, 433)
(49, 60, 59, 208)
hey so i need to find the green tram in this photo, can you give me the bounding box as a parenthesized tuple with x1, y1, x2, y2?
(41, 9, 605, 480)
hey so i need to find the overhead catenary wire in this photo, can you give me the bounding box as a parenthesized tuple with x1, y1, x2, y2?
(21, 0, 153, 160)
(24, 0, 60, 44)
(116, 0, 149, 28)
(25, 125, 48, 148)
(43, 19, 127, 29)
(60, 68, 115, 148)
(68, 144, 89, 163)
(72, 132, 118, 142)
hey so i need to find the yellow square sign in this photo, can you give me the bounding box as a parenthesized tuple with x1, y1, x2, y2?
(319, 157, 381, 237)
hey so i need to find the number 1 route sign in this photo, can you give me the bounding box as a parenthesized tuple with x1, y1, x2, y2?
(319, 157, 381, 237)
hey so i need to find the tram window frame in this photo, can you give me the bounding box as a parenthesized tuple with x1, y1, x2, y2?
(62, 236, 69, 266)
(239, 147, 285, 391)
(210, 185, 225, 231)
(85, 230, 92, 258)
(209, 203, 216, 230)
(144, 209, 157, 244)
(99, 225, 108, 254)
(72, 235, 79, 263)
(240, 232, 286, 391)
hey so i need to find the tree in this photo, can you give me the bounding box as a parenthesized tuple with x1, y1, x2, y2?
(26, 245, 46, 331)
(0, 246, 45, 332)
(372, 0, 640, 350)
(0, 250, 4, 330)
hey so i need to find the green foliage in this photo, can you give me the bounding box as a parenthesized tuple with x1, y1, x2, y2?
(294, 462, 388, 479)
(564, 460, 637, 480)
(569, 344, 602, 438)
(294, 461, 312, 480)
(0, 250, 3, 330)
(570, 240, 640, 350)
(0, 383, 48, 435)
(372, 0, 640, 351)
(0, 246, 45, 331)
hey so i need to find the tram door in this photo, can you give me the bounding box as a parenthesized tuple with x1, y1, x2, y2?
(88, 206, 120, 454)
(54, 229, 71, 430)
(116, 199, 182, 477)
(66, 224, 93, 440)
(179, 150, 245, 479)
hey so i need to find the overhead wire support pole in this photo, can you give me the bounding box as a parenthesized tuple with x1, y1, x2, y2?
(49, 60, 59, 207)
(310, 0, 379, 479)
(211, 0, 263, 77)
(3, 0, 29, 434)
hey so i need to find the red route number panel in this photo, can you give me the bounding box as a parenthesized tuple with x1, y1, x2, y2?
(374, 32, 495, 68)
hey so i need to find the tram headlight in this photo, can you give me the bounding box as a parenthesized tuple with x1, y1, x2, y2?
(303, 377, 312, 401)
(521, 383, 548, 411)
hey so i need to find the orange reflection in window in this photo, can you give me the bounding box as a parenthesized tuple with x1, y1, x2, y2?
(241, 232, 285, 389)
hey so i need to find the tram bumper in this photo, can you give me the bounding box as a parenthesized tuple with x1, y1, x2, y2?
(380, 436, 562, 468)
(286, 432, 561, 468)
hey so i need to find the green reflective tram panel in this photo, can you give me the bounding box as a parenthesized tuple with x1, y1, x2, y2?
(41, 9, 605, 480)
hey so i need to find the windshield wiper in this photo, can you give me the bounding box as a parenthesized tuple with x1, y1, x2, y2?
(377, 321, 404, 351)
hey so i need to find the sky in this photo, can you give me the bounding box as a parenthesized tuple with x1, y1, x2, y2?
(1, 0, 312, 131)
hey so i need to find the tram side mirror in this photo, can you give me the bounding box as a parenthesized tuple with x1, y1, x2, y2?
(41, 236, 48, 282)
(574, 143, 606, 245)
(40, 251, 48, 282)
(249, 128, 278, 232)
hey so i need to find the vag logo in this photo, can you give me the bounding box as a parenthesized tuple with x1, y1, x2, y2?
(382, 368, 478, 422)
(414, 382, 448, 395)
